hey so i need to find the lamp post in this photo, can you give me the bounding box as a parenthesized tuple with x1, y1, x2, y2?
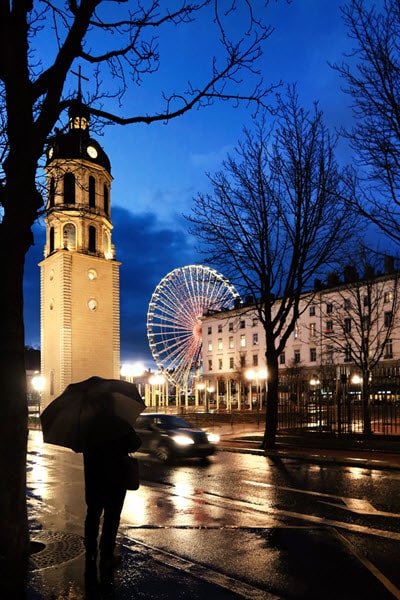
(350, 374, 362, 433)
(31, 374, 46, 416)
(246, 368, 267, 411)
(149, 374, 165, 411)
(197, 382, 205, 409)
(206, 386, 214, 412)
(310, 376, 321, 430)
(120, 362, 145, 382)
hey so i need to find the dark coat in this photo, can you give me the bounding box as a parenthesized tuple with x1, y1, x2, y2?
(83, 428, 142, 498)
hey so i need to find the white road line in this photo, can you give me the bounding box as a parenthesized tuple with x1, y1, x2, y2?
(125, 536, 281, 600)
(244, 480, 400, 517)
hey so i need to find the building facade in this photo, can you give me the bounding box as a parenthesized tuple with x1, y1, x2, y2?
(200, 262, 400, 411)
(39, 98, 121, 408)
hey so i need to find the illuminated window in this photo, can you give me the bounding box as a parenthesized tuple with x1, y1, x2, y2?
(240, 335, 246, 348)
(63, 223, 76, 250)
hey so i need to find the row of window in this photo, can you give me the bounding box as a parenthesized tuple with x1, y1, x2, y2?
(48, 174, 109, 216)
(207, 333, 259, 352)
(308, 292, 393, 317)
(48, 223, 110, 256)
(207, 317, 258, 335)
(206, 338, 395, 372)
(207, 353, 262, 371)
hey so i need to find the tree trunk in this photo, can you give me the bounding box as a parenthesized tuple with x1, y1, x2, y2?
(262, 356, 279, 449)
(0, 220, 31, 563)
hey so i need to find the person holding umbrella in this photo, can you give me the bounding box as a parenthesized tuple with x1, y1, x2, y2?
(83, 420, 142, 570)
(40, 376, 146, 572)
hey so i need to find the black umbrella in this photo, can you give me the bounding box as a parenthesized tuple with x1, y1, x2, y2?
(40, 376, 146, 452)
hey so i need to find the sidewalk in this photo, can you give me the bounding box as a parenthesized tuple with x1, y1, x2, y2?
(215, 421, 400, 469)
(22, 426, 400, 599)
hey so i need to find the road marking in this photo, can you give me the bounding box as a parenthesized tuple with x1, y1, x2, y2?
(143, 481, 400, 541)
(333, 528, 400, 600)
(244, 480, 400, 517)
(124, 536, 281, 600)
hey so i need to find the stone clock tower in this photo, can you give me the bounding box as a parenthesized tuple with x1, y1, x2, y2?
(39, 97, 121, 408)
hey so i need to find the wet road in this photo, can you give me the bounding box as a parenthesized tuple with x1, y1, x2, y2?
(27, 430, 400, 599)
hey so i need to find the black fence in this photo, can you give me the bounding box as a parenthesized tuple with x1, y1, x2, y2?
(181, 398, 400, 436)
(277, 397, 400, 435)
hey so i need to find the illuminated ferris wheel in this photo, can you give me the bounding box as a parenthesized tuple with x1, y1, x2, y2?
(147, 265, 240, 390)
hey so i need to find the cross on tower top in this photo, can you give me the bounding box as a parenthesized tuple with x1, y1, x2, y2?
(71, 65, 89, 100)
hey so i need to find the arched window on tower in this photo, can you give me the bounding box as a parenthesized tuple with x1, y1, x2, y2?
(63, 223, 76, 250)
(103, 230, 111, 259)
(88, 226, 96, 253)
(64, 172, 75, 204)
(49, 227, 55, 253)
(49, 177, 55, 208)
(103, 184, 109, 216)
(89, 176, 96, 208)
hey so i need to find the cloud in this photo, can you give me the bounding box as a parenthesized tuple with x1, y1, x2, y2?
(24, 206, 201, 369)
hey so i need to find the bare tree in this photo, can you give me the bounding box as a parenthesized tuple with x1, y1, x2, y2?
(333, 0, 400, 243)
(0, 0, 275, 571)
(186, 86, 357, 449)
(319, 250, 400, 433)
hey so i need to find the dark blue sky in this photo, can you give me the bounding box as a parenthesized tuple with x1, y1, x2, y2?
(24, 1, 361, 370)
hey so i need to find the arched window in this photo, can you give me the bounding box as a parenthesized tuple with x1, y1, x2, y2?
(49, 227, 55, 253)
(103, 184, 109, 215)
(49, 177, 55, 208)
(64, 172, 75, 204)
(88, 226, 96, 253)
(63, 223, 76, 250)
(103, 230, 110, 258)
(89, 176, 96, 208)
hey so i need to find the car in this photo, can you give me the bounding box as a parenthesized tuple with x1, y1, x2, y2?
(134, 413, 219, 463)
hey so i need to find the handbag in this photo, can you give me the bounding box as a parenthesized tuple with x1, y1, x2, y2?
(122, 454, 140, 490)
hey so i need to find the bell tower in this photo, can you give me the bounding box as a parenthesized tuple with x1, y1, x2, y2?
(39, 96, 121, 408)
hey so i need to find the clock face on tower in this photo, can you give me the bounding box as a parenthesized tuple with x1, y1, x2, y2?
(86, 145, 98, 159)
(88, 298, 98, 311)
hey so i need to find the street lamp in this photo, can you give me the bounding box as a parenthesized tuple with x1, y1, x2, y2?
(309, 376, 321, 430)
(120, 362, 145, 382)
(197, 382, 205, 409)
(206, 386, 214, 412)
(31, 374, 46, 416)
(149, 374, 165, 410)
(245, 368, 267, 412)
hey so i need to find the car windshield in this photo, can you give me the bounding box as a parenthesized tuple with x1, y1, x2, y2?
(156, 416, 194, 430)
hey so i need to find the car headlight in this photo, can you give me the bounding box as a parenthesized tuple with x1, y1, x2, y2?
(207, 432, 220, 443)
(171, 434, 195, 446)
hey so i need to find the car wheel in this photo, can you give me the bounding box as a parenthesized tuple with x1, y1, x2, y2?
(155, 444, 172, 463)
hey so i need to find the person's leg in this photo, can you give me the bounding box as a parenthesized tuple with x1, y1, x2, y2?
(99, 487, 126, 567)
(84, 496, 103, 560)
